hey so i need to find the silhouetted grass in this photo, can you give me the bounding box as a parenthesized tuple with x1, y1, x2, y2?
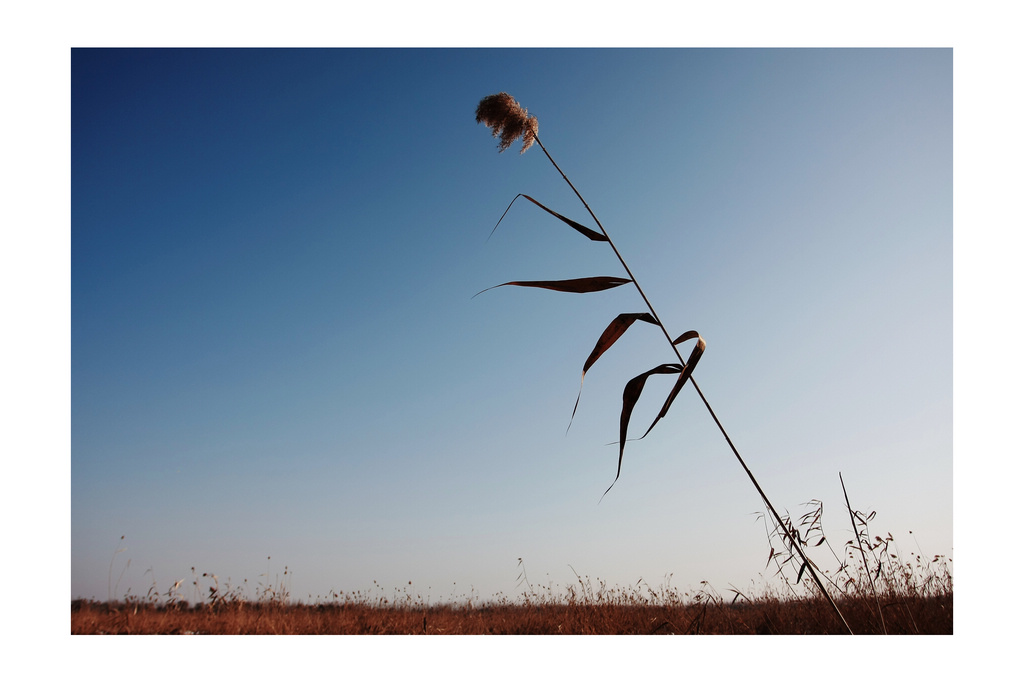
(70, 592, 951, 635)
(72, 513, 951, 635)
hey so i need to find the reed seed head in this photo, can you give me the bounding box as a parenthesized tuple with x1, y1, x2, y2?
(476, 92, 539, 154)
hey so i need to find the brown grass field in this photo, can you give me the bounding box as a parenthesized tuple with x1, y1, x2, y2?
(71, 591, 951, 635)
(74, 499, 952, 635)
(73, 536, 952, 635)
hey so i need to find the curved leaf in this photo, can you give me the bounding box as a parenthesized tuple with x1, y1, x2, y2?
(637, 331, 706, 440)
(568, 313, 659, 431)
(473, 276, 631, 298)
(585, 313, 661, 376)
(601, 363, 682, 500)
(521, 195, 609, 242)
(488, 193, 609, 243)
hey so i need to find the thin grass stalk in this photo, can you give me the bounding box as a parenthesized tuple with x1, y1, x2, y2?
(533, 134, 853, 635)
(840, 472, 886, 634)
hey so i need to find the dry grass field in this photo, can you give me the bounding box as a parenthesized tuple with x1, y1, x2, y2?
(74, 496, 952, 635)
(73, 527, 952, 635)
(71, 592, 951, 635)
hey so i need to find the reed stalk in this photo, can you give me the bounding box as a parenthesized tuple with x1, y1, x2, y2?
(841, 472, 887, 633)
(476, 92, 852, 634)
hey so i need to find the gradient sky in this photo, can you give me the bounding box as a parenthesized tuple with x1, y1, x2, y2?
(70, 48, 952, 605)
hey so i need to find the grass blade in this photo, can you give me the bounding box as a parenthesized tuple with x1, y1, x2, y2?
(473, 277, 631, 298)
(568, 313, 658, 431)
(602, 363, 682, 500)
(488, 194, 610, 242)
(584, 313, 660, 376)
(637, 331, 706, 440)
(520, 195, 609, 242)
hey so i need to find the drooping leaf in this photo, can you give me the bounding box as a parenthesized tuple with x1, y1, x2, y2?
(568, 312, 659, 431)
(601, 363, 682, 500)
(585, 313, 661, 376)
(487, 194, 527, 241)
(521, 195, 609, 242)
(473, 276, 631, 298)
(487, 194, 610, 243)
(637, 331, 706, 440)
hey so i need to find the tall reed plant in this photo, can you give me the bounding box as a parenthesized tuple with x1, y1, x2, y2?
(474, 92, 852, 634)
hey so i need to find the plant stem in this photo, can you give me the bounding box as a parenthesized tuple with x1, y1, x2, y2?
(534, 135, 853, 635)
(840, 472, 887, 634)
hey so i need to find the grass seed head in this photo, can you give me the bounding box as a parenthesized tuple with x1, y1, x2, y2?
(476, 92, 538, 154)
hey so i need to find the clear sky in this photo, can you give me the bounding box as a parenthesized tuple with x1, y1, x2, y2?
(70, 48, 952, 605)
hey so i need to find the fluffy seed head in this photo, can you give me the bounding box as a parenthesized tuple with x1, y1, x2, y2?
(475, 92, 539, 154)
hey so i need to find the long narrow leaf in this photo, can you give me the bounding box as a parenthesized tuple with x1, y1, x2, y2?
(602, 363, 682, 500)
(584, 313, 661, 376)
(568, 313, 659, 431)
(473, 276, 631, 298)
(521, 195, 609, 242)
(637, 331, 706, 440)
(488, 194, 610, 242)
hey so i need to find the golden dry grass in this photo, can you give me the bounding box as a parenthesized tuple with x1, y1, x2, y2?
(73, 533, 952, 635)
(76, 495, 951, 636)
(70, 592, 951, 635)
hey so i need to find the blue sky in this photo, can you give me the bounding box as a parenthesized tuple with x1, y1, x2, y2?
(69, 48, 952, 605)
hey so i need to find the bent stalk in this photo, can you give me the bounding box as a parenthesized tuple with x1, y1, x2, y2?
(477, 93, 852, 634)
(841, 472, 886, 633)
(535, 136, 851, 634)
